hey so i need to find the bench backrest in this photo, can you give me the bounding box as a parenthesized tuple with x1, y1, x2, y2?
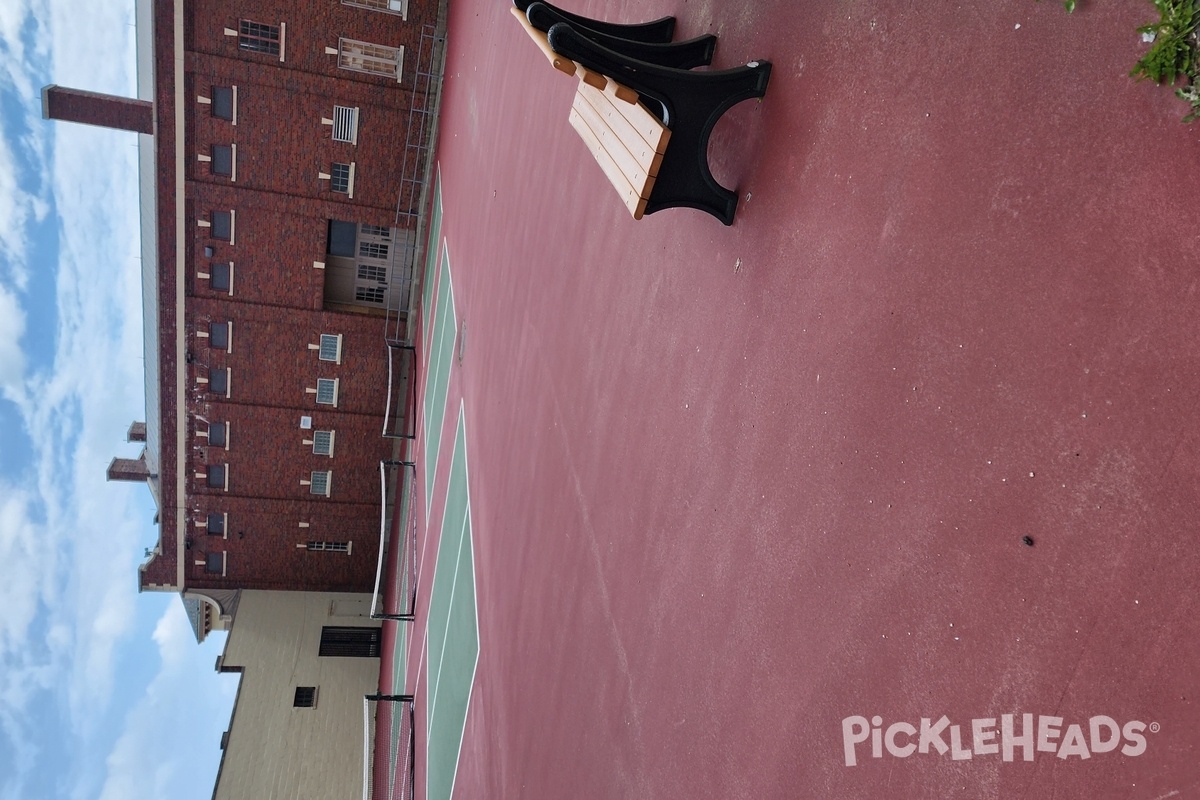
(510, 8, 639, 104)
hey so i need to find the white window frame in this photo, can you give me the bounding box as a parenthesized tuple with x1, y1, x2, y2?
(313, 378, 339, 406)
(204, 321, 233, 353)
(310, 430, 335, 457)
(341, 0, 407, 19)
(203, 464, 230, 492)
(333, 38, 404, 82)
(198, 511, 230, 539)
(330, 105, 360, 144)
(203, 261, 234, 295)
(307, 470, 332, 497)
(303, 540, 352, 554)
(329, 162, 355, 197)
(314, 333, 343, 364)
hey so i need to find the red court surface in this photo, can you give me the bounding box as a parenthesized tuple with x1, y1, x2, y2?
(404, 1, 1200, 798)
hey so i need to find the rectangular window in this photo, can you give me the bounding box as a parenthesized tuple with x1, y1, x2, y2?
(342, 0, 407, 17)
(332, 105, 359, 144)
(205, 552, 224, 574)
(359, 224, 391, 239)
(330, 162, 352, 194)
(211, 262, 232, 293)
(337, 38, 403, 81)
(315, 378, 338, 406)
(327, 220, 357, 256)
(312, 430, 334, 456)
(212, 211, 232, 241)
(355, 286, 385, 304)
(209, 321, 230, 350)
(239, 20, 280, 56)
(213, 87, 234, 121)
(204, 246, 216, 258)
(212, 145, 233, 176)
(206, 465, 227, 490)
(209, 368, 229, 396)
(318, 333, 342, 363)
(206, 513, 226, 535)
(318, 626, 380, 657)
(307, 541, 350, 553)
(293, 687, 317, 708)
(310, 470, 332, 497)
(359, 241, 388, 260)
(208, 422, 227, 448)
(357, 264, 386, 283)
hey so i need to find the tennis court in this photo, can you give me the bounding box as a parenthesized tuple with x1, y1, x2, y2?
(374, 1, 1200, 798)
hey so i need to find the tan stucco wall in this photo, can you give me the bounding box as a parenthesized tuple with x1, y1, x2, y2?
(214, 590, 380, 800)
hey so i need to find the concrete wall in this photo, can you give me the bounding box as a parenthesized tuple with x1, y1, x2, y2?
(214, 590, 381, 800)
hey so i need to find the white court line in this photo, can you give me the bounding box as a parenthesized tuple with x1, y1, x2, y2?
(424, 243, 455, 521)
(444, 398, 481, 800)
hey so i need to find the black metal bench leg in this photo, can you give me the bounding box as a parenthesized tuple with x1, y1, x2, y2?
(526, 3, 715, 70)
(514, 0, 675, 43)
(547, 23, 772, 225)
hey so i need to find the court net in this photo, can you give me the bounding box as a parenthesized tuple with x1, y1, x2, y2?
(363, 695, 416, 800)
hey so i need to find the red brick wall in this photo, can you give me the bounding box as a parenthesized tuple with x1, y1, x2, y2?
(141, 0, 431, 595)
(42, 86, 155, 134)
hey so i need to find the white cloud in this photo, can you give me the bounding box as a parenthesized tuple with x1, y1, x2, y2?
(97, 606, 233, 800)
(0, 0, 51, 290)
(0, 3, 228, 799)
(0, 285, 26, 393)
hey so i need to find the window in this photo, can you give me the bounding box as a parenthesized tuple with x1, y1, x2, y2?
(318, 626, 380, 657)
(318, 334, 342, 363)
(332, 105, 359, 144)
(359, 241, 388, 259)
(315, 378, 338, 406)
(293, 687, 317, 708)
(342, 0, 407, 17)
(209, 368, 229, 396)
(357, 264, 386, 283)
(309, 470, 331, 496)
(308, 541, 350, 553)
(312, 430, 334, 456)
(206, 465, 227, 489)
(205, 552, 224, 574)
(330, 162, 352, 194)
(212, 145, 233, 177)
(337, 38, 403, 81)
(239, 20, 280, 56)
(213, 87, 234, 121)
(206, 513, 226, 535)
(211, 262, 231, 292)
(208, 422, 227, 448)
(204, 246, 215, 258)
(209, 321, 230, 350)
(359, 224, 390, 239)
(327, 220, 357, 256)
(212, 211, 232, 241)
(355, 286, 385, 304)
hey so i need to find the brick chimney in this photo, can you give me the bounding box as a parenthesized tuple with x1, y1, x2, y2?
(127, 421, 147, 443)
(107, 455, 151, 483)
(41, 85, 154, 135)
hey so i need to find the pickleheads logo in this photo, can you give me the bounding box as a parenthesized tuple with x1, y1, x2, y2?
(842, 714, 1156, 767)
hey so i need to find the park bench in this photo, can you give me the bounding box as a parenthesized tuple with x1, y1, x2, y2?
(512, 1, 771, 225)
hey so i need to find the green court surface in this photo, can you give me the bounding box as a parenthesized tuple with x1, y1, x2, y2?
(421, 180, 442, 353)
(425, 407, 479, 800)
(423, 247, 456, 514)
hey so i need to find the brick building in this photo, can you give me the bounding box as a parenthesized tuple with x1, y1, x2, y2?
(46, 0, 440, 640)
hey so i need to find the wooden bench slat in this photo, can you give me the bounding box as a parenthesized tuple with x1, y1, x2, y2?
(571, 89, 654, 190)
(568, 107, 649, 219)
(577, 80, 670, 162)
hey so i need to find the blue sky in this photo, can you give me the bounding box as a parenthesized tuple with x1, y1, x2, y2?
(0, 1, 238, 798)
